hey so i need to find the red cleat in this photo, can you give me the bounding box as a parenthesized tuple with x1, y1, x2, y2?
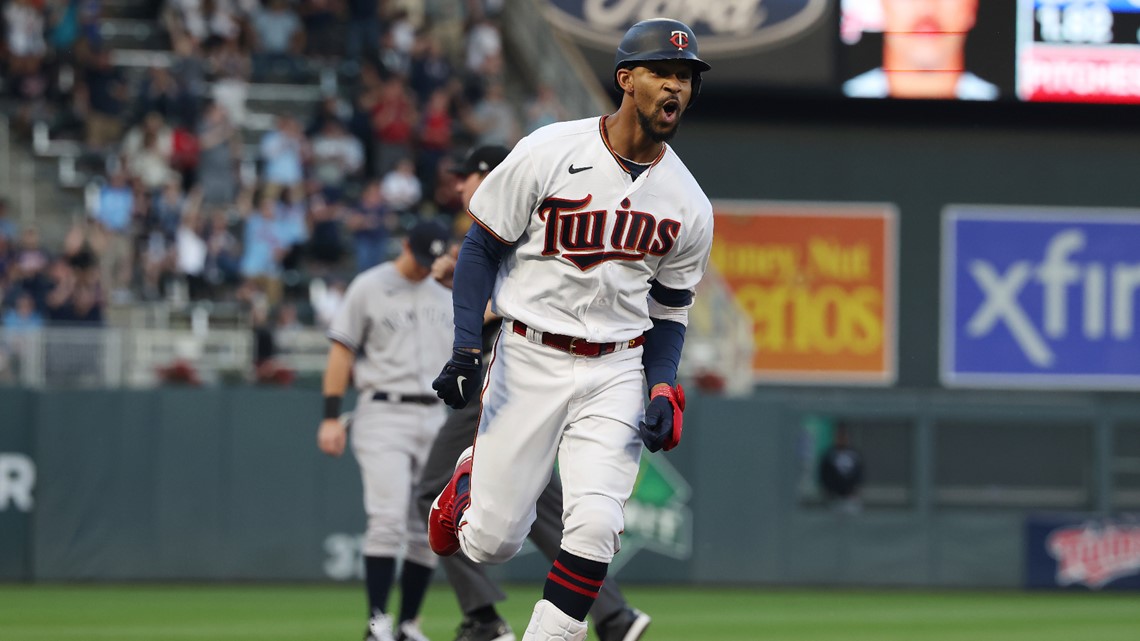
(428, 445, 474, 556)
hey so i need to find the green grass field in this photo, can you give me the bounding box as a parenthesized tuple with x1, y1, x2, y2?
(1, 583, 1137, 640)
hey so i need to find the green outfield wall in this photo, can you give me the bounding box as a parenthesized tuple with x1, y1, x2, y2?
(2, 386, 1134, 587)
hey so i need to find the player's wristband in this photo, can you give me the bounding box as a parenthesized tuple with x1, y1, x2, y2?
(323, 395, 342, 420)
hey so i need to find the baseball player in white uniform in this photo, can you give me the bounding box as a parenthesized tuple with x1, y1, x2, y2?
(318, 220, 453, 641)
(428, 18, 714, 641)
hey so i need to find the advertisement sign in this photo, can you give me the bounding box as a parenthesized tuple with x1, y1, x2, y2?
(543, 0, 836, 93)
(943, 206, 1140, 389)
(1017, 0, 1140, 103)
(1025, 514, 1140, 590)
(711, 202, 897, 384)
(614, 454, 693, 572)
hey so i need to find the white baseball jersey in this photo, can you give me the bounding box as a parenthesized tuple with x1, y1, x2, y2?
(328, 261, 453, 395)
(468, 116, 714, 343)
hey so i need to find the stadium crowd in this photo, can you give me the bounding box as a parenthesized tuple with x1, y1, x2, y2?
(0, 0, 566, 343)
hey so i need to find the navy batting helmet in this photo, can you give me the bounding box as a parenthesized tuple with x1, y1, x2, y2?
(613, 18, 710, 104)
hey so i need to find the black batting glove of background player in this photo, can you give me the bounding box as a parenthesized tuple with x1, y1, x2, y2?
(433, 349, 483, 409)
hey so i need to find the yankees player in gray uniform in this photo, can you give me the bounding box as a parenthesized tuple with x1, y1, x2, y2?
(416, 145, 651, 641)
(318, 220, 454, 641)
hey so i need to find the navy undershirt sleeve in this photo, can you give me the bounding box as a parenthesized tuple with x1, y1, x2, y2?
(452, 224, 512, 350)
(643, 281, 692, 388)
(649, 279, 694, 307)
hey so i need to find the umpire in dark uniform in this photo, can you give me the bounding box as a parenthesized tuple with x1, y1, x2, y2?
(416, 145, 651, 641)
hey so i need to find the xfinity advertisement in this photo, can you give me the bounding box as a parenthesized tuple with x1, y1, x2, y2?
(942, 205, 1140, 389)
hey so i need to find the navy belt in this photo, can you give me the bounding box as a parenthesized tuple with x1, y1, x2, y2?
(372, 391, 440, 405)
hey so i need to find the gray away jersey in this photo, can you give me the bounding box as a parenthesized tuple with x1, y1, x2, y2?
(328, 261, 454, 394)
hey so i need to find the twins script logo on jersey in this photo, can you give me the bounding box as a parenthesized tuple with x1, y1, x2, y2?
(1046, 522, 1140, 589)
(538, 194, 680, 270)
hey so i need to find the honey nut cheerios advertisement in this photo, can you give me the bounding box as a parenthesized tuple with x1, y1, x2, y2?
(711, 202, 897, 384)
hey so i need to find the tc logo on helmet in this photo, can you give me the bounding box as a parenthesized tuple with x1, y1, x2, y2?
(669, 30, 689, 50)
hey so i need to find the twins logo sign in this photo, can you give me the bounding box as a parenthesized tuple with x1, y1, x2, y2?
(545, 0, 828, 55)
(1025, 514, 1140, 590)
(943, 206, 1140, 389)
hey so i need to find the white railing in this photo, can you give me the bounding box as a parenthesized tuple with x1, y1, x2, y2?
(0, 327, 331, 388)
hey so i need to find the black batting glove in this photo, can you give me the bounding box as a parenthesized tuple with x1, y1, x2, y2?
(433, 349, 483, 409)
(638, 384, 685, 453)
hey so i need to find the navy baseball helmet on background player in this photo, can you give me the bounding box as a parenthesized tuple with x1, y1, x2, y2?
(613, 18, 710, 107)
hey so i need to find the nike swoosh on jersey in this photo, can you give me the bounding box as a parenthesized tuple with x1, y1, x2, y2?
(456, 375, 467, 400)
(568, 164, 593, 174)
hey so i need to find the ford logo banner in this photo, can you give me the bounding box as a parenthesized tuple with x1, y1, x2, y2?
(545, 0, 829, 54)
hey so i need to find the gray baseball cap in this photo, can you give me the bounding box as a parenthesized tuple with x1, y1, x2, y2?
(408, 220, 451, 268)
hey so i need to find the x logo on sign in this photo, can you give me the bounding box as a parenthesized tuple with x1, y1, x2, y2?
(670, 30, 688, 50)
(966, 260, 1054, 367)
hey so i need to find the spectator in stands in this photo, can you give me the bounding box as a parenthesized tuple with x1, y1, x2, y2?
(152, 178, 189, 240)
(136, 65, 196, 131)
(45, 0, 82, 62)
(92, 170, 136, 299)
(122, 111, 177, 191)
(345, 0, 382, 66)
(260, 114, 308, 201)
(525, 82, 566, 134)
(174, 207, 210, 300)
(203, 207, 242, 296)
(204, 32, 252, 126)
(246, 297, 298, 386)
(0, 198, 16, 242)
(275, 188, 309, 273)
(79, 46, 129, 150)
(299, 0, 344, 63)
(409, 33, 453, 106)
(305, 191, 345, 273)
(196, 98, 242, 207)
(139, 219, 176, 301)
(379, 157, 422, 215)
(369, 74, 418, 177)
(378, 24, 410, 79)
(465, 80, 519, 148)
(2, 290, 43, 329)
(415, 87, 453, 200)
(0, 233, 12, 293)
(345, 178, 395, 273)
(45, 254, 104, 325)
(310, 118, 365, 201)
(3, 0, 48, 99)
(239, 191, 287, 306)
(0, 290, 44, 383)
(251, 0, 306, 82)
(10, 227, 52, 310)
(305, 94, 349, 136)
(464, 15, 501, 77)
